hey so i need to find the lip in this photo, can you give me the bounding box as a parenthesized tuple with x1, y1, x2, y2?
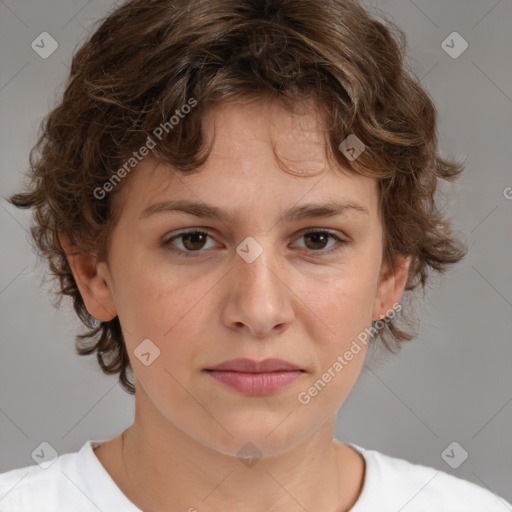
(204, 358, 305, 396)
(206, 358, 302, 372)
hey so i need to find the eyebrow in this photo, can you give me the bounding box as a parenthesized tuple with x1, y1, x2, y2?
(140, 199, 369, 223)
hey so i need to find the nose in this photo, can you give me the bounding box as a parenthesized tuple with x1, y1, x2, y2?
(220, 236, 295, 338)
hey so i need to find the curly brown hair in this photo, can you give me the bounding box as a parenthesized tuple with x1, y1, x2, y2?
(6, 0, 467, 395)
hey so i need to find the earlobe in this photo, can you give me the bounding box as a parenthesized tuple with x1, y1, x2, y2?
(372, 254, 412, 321)
(59, 233, 117, 322)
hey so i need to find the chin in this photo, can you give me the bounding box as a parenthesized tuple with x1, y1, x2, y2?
(199, 422, 309, 460)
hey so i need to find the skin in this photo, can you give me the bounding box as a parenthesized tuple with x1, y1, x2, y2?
(61, 97, 411, 512)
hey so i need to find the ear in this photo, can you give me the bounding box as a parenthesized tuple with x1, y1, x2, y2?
(59, 233, 117, 322)
(372, 253, 412, 321)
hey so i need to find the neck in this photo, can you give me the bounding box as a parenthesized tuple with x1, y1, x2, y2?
(117, 393, 364, 512)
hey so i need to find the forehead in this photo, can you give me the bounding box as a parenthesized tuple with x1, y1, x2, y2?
(114, 99, 379, 222)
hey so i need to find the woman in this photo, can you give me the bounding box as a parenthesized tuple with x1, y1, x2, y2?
(2, 0, 509, 510)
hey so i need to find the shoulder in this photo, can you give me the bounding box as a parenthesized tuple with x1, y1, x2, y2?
(0, 440, 119, 512)
(0, 450, 79, 512)
(348, 443, 511, 512)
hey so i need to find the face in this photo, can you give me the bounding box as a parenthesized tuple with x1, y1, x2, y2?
(69, 98, 410, 457)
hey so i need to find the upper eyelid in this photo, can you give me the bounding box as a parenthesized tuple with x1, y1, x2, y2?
(164, 226, 345, 238)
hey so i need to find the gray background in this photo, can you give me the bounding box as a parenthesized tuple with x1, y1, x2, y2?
(1, 0, 511, 505)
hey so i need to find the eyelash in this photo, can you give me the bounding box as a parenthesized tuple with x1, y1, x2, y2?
(162, 229, 348, 258)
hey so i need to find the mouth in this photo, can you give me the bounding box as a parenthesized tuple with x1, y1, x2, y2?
(204, 358, 305, 396)
(205, 357, 303, 373)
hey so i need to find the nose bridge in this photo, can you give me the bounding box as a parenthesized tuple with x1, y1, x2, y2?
(223, 234, 293, 336)
(235, 234, 282, 297)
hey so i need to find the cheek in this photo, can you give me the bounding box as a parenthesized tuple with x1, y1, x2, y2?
(113, 262, 218, 392)
(305, 268, 377, 345)
(118, 271, 213, 407)
(117, 260, 211, 334)
(296, 270, 376, 400)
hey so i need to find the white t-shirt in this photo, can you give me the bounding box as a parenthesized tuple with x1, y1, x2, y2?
(0, 438, 509, 511)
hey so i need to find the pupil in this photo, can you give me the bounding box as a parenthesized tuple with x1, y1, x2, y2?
(184, 232, 205, 250)
(306, 233, 327, 250)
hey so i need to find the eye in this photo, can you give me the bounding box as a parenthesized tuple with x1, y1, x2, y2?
(162, 229, 217, 257)
(162, 228, 348, 258)
(292, 229, 347, 255)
